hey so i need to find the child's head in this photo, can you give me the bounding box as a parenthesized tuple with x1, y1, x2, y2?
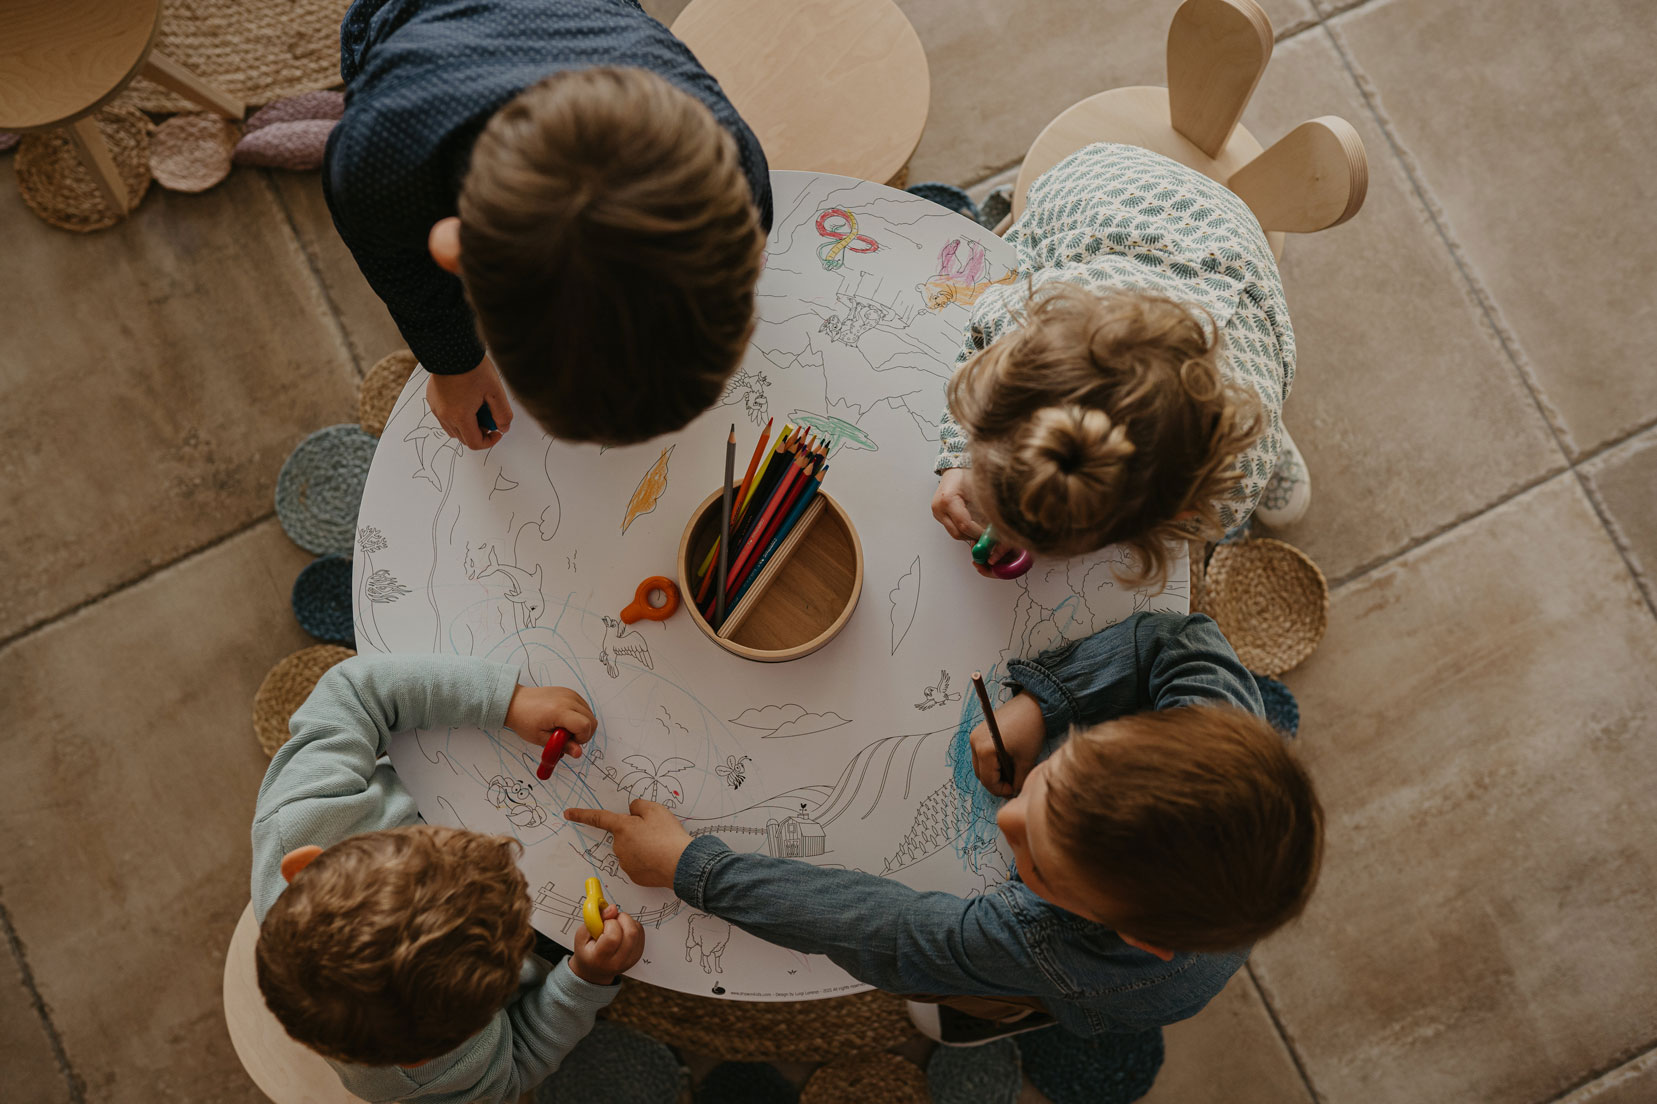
(948, 284, 1264, 587)
(996, 704, 1322, 953)
(256, 826, 535, 1066)
(457, 67, 765, 445)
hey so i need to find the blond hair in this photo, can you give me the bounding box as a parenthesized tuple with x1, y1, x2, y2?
(1046, 705, 1324, 951)
(256, 826, 536, 1066)
(459, 67, 765, 444)
(949, 284, 1264, 587)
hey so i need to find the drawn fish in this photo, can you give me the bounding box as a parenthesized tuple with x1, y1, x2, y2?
(474, 547, 546, 628)
(621, 445, 674, 534)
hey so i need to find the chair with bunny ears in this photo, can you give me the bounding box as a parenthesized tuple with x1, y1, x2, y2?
(999, 0, 1367, 257)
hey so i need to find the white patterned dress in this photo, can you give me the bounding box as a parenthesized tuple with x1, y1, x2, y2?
(935, 143, 1295, 532)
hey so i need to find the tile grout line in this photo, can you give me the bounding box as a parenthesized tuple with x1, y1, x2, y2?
(0, 894, 87, 1103)
(1245, 963, 1325, 1103)
(1538, 1039, 1657, 1104)
(0, 513, 277, 655)
(260, 171, 368, 381)
(1315, 21, 1657, 621)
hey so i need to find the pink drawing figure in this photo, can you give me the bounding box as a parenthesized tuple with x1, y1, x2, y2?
(920, 238, 1019, 310)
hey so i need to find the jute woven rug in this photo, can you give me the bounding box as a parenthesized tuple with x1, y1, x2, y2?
(118, 0, 351, 114)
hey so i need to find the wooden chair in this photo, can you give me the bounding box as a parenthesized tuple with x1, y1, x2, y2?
(1003, 0, 1366, 256)
(671, 0, 930, 187)
(0, 0, 244, 220)
(223, 902, 368, 1104)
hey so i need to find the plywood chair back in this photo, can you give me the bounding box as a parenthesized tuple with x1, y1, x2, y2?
(1008, 0, 1366, 255)
(223, 902, 369, 1104)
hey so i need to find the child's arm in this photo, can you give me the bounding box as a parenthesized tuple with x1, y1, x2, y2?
(250, 655, 588, 919)
(565, 804, 1052, 1002)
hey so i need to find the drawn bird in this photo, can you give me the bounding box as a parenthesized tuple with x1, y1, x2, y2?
(915, 670, 961, 711)
(621, 445, 674, 533)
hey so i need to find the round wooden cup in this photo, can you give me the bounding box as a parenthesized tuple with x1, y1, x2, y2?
(677, 487, 863, 662)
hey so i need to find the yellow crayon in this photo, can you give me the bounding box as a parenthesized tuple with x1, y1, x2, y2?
(582, 877, 608, 938)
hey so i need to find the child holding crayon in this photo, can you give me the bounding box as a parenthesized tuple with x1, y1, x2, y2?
(930, 143, 1305, 588)
(567, 611, 1323, 1044)
(252, 656, 644, 1101)
(326, 0, 771, 450)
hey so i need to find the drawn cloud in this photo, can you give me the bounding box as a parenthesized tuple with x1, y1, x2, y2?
(729, 703, 852, 740)
(889, 556, 920, 654)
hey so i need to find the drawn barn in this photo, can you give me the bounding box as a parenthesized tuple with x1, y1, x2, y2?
(765, 815, 825, 858)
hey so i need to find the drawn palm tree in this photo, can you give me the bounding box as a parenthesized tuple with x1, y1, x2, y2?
(618, 755, 695, 807)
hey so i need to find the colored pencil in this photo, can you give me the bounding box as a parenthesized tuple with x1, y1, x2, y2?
(724, 456, 814, 602)
(705, 444, 807, 620)
(695, 429, 798, 606)
(727, 467, 824, 610)
(971, 672, 1014, 788)
(718, 450, 810, 608)
(716, 425, 735, 625)
(694, 422, 788, 586)
(734, 418, 772, 517)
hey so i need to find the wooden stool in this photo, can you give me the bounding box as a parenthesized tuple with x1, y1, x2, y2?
(1005, 0, 1367, 257)
(0, 0, 244, 221)
(223, 902, 367, 1104)
(671, 0, 929, 187)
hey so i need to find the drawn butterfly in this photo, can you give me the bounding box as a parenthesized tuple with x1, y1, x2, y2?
(715, 754, 751, 790)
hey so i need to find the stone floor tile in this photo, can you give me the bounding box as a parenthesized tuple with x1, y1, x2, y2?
(0, 937, 72, 1104)
(1260, 474, 1657, 1104)
(0, 522, 316, 1104)
(1333, 0, 1657, 455)
(270, 171, 407, 372)
(1559, 1050, 1657, 1104)
(1235, 32, 1563, 579)
(1583, 425, 1657, 606)
(0, 171, 358, 641)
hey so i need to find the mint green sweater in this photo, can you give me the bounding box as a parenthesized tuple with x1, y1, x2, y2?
(251, 654, 617, 1104)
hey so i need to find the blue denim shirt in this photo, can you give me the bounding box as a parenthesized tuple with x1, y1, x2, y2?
(674, 612, 1263, 1035)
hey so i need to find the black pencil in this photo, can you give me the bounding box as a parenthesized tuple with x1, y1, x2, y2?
(971, 671, 1014, 788)
(716, 425, 735, 626)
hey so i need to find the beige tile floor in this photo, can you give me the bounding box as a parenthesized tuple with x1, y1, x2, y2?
(2, 0, 1654, 1100)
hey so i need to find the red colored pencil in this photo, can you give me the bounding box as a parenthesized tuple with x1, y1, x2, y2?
(719, 451, 810, 606)
(697, 431, 801, 607)
(724, 455, 815, 599)
(706, 447, 809, 622)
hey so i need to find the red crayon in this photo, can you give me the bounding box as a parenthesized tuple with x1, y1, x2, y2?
(536, 728, 572, 780)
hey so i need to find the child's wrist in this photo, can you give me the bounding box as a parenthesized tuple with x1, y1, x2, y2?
(566, 958, 616, 986)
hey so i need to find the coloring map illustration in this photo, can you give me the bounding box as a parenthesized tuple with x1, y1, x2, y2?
(354, 172, 1188, 1000)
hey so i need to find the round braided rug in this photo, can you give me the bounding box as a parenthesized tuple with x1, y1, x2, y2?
(0, 133, 18, 153)
(292, 555, 356, 646)
(15, 106, 152, 232)
(1252, 672, 1300, 739)
(927, 1038, 1022, 1104)
(694, 1062, 799, 1104)
(253, 644, 354, 756)
(603, 981, 918, 1063)
(536, 1022, 681, 1104)
(359, 350, 419, 437)
(1016, 1025, 1164, 1104)
(150, 113, 239, 193)
(275, 424, 379, 556)
(1196, 538, 1328, 676)
(117, 0, 351, 115)
(800, 1052, 927, 1104)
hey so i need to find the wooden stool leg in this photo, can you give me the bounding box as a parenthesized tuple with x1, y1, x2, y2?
(1166, 0, 1273, 158)
(140, 51, 245, 119)
(64, 116, 129, 214)
(1226, 116, 1368, 234)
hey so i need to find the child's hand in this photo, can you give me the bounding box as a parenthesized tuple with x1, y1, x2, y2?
(568, 904, 644, 985)
(427, 356, 515, 450)
(971, 693, 1046, 797)
(505, 686, 597, 754)
(931, 468, 983, 543)
(562, 800, 692, 888)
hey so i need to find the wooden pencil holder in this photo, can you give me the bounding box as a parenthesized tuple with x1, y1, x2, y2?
(677, 486, 863, 662)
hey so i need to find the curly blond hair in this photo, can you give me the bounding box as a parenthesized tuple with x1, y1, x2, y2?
(949, 283, 1264, 588)
(256, 826, 536, 1066)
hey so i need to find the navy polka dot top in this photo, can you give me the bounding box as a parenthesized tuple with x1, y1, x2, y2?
(323, 0, 774, 375)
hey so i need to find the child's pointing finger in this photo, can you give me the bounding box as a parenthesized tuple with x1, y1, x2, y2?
(563, 807, 625, 832)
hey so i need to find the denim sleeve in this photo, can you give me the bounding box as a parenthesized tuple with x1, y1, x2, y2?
(1006, 612, 1264, 748)
(674, 837, 1055, 999)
